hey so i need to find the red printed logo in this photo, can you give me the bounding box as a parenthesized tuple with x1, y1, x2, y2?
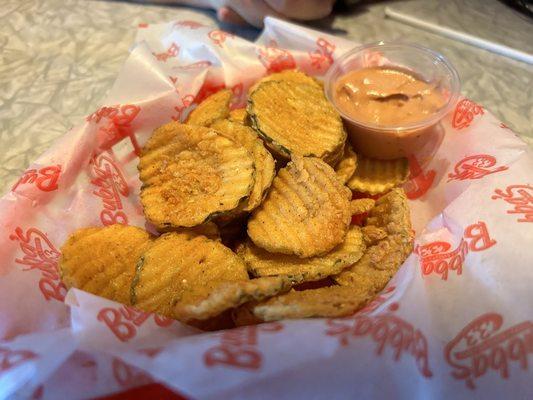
(230, 83, 244, 106)
(404, 155, 436, 200)
(452, 99, 484, 130)
(138, 23, 149, 29)
(463, 221, 497, 252)
(137, 347, 163, 358)
(31, 385, 44, 400)
(204, 323, 283, 370)
(417, 221, 496, 280)
(175, 20, 205, 29)
(362, 50, 383, 66)
(0, 347, 37, 372)
(152, 42, 180, 62)
(90, 152, 130, 226)
(308, 37, 335, 71)
(171, 94, 195, 122)
(87, 104, 141, 155)
(112, 358, 152, 387)
(177, 60, 212, 70)
(444, 313, 532, 389)
(208, 29, 234, 47)
(499, 122, 512, 130)
(417, 240, 467, 280)
(448, 154, 507, 182)
(97, 305, 172, 342)
(491, 184, 533, 223)
(326, 303, 433, 378)
(9, 227, 66, 302)
(258, 40, 296, 74)
(12, 165, 61, 193)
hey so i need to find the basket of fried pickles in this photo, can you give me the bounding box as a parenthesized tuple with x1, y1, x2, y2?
(59, 70, 413, 330)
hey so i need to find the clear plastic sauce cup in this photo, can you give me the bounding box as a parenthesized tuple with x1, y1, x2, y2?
(324, 42, 460, 161)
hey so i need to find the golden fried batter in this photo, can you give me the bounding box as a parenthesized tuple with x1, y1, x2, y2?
(334, 188, 413, 286)
(174, 276, 293, 321)
(211, 119, 275, 212)
(248, 69, 322, 94)
(247, 156, 352, 258)
(248, 80, 345, 165)
(60, 225, 152, 305)
(335, 144, 358, 184)
(239, 225, 365, 282)
(235, 189, 413, 322)
(186, 89, 232, 127)
(131, 232, 249, 319)
(228, 108, 248, 124)
(347, 156, 409, 195)
(138, 122, 255, 229)
(248, 285, 376, 320)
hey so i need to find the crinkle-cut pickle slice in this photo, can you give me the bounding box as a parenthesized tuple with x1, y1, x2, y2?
(211, 119, 275, 212)
(235, 188, 414, 322)
(174, 276, 293, 321)
(334, 188, 413, 287)
(228, 108, 247, 124)
(59, 224, 152, 305)
(240, 225, 365, 282)
(335, 144, 358, 184)
(131, 232, 249, 319)
(248, 69, 322, 94)
(249, 285, 377, 320)
(138, 122, 255, 229)
(247, 156, 352, 258)
(248, 80, 345, 165)
(347, 156, 409, 195)
(186, 89, 232, 127)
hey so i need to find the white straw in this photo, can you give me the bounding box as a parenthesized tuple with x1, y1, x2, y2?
(384, 7, 533, 65)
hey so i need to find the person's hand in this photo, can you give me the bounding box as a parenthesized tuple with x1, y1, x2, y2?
(216, 0, 335, 27)
(149, 0, 335, 28)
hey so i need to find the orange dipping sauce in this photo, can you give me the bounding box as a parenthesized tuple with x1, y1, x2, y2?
(333, 67, 446, 126)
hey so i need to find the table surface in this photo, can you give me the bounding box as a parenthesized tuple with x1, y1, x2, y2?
(1, 0, 532, 193)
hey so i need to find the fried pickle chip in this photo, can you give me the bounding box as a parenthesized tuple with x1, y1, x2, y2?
(335, 144, 358, 184)
(247, 285, 377, 320)
(174, 276, 293, 321)
(236, 189, 413, 321)
(247, 156, 353, 258)
(248, 80, 345, 165)
(211, 119, 275, 211)
(239, 225, 365, 282)
(138, 122, 255, 229)
(334, 188, 413, 288)
(350, 198, 376, 215)
(361, 225, 387, 246)
(186, 89, 232, 127)
(60, 225, 152, 305)
(347, 156, 409, 195)
(248, 69, 322, 94)
(228, 108, 247, 124)
(131, 232, 249, 319)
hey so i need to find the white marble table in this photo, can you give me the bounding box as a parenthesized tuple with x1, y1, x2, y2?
(0, 0, 531, 193)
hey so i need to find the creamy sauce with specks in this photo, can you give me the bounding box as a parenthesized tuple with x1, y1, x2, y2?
(334, 67, 445, 126)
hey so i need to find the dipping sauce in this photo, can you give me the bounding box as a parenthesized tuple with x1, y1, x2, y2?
(334, 67, 446, 127)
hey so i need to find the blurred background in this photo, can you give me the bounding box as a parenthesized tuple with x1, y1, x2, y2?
(0, 0, 531, 192)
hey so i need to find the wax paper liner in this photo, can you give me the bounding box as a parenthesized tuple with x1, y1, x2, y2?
(0, 13, 532, 400)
